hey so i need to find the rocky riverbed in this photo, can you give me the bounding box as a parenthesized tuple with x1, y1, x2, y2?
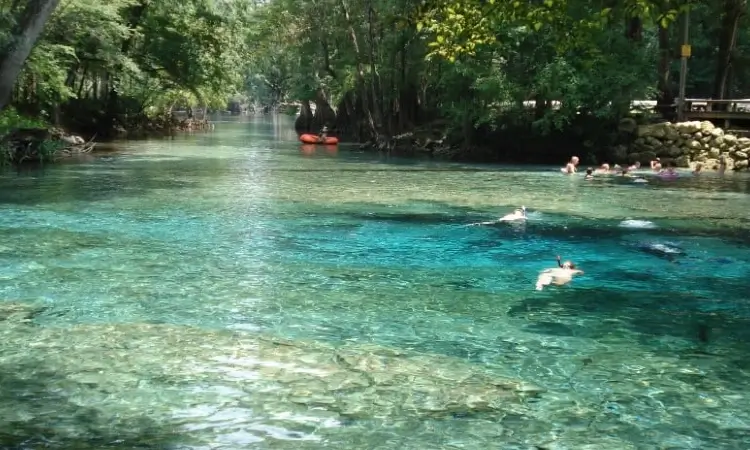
(629, 120, 750, 170)
(0, 302, 545, 449)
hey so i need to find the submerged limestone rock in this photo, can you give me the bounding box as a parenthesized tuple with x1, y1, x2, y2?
(0, 302, 45, 323)
(0, 321, 540, 448)
(632, 121, 750, 170)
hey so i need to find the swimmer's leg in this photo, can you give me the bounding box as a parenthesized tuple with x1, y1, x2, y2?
(535, 272, 553, 291)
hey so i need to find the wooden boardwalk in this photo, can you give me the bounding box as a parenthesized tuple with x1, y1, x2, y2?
(680, 99, 750, 126)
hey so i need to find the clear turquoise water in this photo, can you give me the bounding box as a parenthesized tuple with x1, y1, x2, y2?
(1, 115, 750, 449)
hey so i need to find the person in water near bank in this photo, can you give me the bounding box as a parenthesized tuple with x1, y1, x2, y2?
(535, 255, 584, 291)
(584, 168, 594, 180)
(692, 162, 703, 175)
(595, 163, 611, 174)
(562, 156, 579, 174)
(499, 206, 527, 221)
(650, 157, 662, 171)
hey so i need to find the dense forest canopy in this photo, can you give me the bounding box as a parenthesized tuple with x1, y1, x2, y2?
(0, 0, 251, 136)
(243, 0, 749, 145)
(0, 0, 748, 155)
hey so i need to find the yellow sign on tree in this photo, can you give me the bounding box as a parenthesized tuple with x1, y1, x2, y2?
(681, 45, 691, 58)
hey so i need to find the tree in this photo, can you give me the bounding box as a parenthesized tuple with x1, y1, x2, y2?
(0, 0, 61, 111)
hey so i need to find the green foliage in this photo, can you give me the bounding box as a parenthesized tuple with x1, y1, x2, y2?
(1, 0, 252, 131)
(0, 108, 48, 136)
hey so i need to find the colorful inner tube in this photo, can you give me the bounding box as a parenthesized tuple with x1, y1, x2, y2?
(299, 134, 339, 145)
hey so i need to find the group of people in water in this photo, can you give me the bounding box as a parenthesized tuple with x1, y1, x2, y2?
(491, 153, 725, 291)
(562, 154, 728, 180)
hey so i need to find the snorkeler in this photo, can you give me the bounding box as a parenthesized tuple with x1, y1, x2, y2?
(468, 206, 527, 226)
(535, 255, 584, 291)
(499, 206, 527, 222)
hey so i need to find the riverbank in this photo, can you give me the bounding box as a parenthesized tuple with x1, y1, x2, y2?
(0, 108, 215, 165)
(349, 118, 750, 171)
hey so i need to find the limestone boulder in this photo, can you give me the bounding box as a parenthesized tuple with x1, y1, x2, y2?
(667, 146, 683, 157)
(618, 117, 638, 134)
(638, 124, 666, 139)
(638, 150, 657, 163)
(645, 136, 662, 148)
(674, 155, 690, 167)
(664, 126, 680, 141)
(700, 120, 715, 132)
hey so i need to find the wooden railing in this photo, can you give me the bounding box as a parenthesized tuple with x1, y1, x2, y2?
(680, 99, 750, 122)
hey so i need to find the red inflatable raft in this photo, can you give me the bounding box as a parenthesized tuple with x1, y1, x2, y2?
(299, 133, 339, 145)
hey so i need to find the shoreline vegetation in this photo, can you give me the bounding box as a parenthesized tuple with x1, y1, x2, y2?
(1, 1, 750, 168)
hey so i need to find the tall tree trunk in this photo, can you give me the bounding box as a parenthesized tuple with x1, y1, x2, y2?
(713, 0, 746, 102)
(656, 22, 675, 119)
(366, 1, 382, 130)
(625, 16, 643, 41)
(340, 0, 378, 140)
(106, 0, 149, 132)
(0, 0, 62, 111)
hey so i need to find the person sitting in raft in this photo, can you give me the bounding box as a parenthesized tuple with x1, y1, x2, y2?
(499, 206, 527, 222)
(584, 168, 594, 180)
(650, 157, 662, 171)
(535, 255, 584, 291)
(317, 126, 329, 142)
(561, 156, 579, 174)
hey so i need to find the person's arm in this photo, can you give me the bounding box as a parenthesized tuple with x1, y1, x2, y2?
(556, 255, 563, 268)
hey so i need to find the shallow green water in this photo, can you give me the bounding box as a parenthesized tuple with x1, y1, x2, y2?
(1, 115, 750, 449)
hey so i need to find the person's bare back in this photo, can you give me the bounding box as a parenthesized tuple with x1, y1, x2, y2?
(535, 256, 584, 291)
(561, 156, 579, 174)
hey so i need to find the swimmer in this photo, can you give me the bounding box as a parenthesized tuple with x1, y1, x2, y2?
(561, 156, 579, 174)
(499, 206, 527, 222)
(660, 162, 678, 177)
(535, 255, 584, 291)
(584, 168, 594, 180)
(692, 162, 703, 175)
(467, 206, 526, 226)
(628, 161, 641, 171)
(718, 155, 726, 175)
(595, 163, 611, 174)
(651, 157, 662, 171)
(620, 167, 633, 177)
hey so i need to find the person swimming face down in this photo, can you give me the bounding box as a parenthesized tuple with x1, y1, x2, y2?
(500, 206, 527, 221)
(535, 255, 584, 291)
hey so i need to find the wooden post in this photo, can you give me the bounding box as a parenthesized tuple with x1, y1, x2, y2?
(677, 6, 690, 121)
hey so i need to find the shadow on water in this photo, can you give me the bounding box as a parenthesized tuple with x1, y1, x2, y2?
(508, 287, 750, 346)
(0, 359, 179, 449)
